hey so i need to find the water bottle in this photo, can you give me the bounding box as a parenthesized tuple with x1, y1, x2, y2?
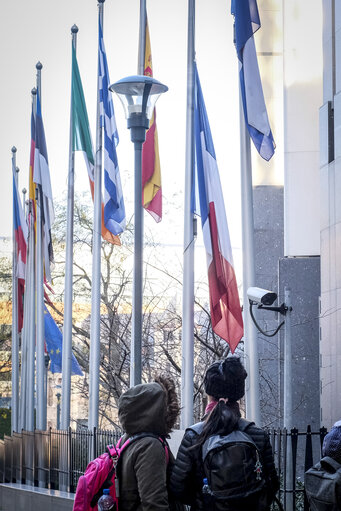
(202, 477, 212, 505)
(98, 488, 115, 511)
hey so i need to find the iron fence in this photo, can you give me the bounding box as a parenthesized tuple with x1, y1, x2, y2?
(0, 425, 329, 510)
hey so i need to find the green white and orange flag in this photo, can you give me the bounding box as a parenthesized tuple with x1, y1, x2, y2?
(142, 19, 162, 222)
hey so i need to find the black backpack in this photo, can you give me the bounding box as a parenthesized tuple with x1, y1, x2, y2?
(305, 456, 341, 511)
(189, 419, 270, 510)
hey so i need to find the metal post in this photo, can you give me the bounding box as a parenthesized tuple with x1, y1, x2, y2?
(56, 393, 61, 430)
(27, 206, 36, 431)
(25, 89, 37, 433)
(138, 0, 147, 75)
(35, 62, 46, 431)
(89, 1, 104, 433)
(22, 188, 27, 218)
(180, 0, 195, 429)
(11, 147, 19, 433)
(239, 92, 261, 426)
(131, 141, 143, 386)
(61, 24, 78, 431)
(284, 287, 293, 510)
(284, 287, 292, 427)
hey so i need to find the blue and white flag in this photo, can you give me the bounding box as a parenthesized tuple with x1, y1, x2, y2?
(98, 20, 126, 235)
(231, 0, 275, 161)
(44, 306, 83, 376)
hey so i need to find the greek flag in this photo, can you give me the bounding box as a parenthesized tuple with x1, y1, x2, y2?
(98, 20, 126, 235)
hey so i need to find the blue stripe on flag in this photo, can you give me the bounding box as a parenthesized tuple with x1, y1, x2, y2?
(98, 20, 126, 235)
(193, 64, 211, 225)
(231, 0, 275, 161)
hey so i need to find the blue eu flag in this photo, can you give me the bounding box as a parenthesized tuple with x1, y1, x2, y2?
(44, 306, 83, 376)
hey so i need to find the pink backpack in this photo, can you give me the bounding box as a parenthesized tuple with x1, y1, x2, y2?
(72, 433, 169, 511)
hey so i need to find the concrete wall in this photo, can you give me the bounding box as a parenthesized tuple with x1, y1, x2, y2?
(320, 0, 341, 429)
(0, 484, 74, 511)
(279, 257, 321, 430)
(253, 185, 284, 428)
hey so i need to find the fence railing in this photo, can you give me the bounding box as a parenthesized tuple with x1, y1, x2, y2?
(0, 425, 328, 510)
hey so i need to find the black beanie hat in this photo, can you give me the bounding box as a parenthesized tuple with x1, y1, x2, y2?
(204, 357, 247, 401)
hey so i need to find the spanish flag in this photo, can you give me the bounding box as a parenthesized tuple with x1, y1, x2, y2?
(142, 19, 162, 222)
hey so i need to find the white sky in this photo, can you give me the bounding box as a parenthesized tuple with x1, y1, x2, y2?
(0, 0, 242, 285)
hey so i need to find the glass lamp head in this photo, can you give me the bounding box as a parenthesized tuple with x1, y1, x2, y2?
(109, 75, 168, 125)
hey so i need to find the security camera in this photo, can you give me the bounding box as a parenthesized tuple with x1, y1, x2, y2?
(247, 287, 277, 306)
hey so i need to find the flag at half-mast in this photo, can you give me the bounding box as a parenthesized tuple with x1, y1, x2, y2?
(193, 65, 243, 353)
(231, 0, 275, 160)
(44, 306, 83, 375)
(13, 166, 28, 332)
(142, 18, 162, 222)
(98, 19, 126, 235)
(71, 45, 120, 245)
(33, 91, 55, 282)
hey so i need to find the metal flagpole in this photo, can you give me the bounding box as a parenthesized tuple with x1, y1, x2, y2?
(35, 62, 46, 431)
(128, 0, 147, 388)
(11, 147, 19, 433)
(22, 188, 27, 218)
(61, 25, 78, 431)
(89, 0, 104, 431)
(181, 0, 195, 429)
(239, 92, 261, 426)
(138, 0, 146, 75)
(26, 87, 37, 432)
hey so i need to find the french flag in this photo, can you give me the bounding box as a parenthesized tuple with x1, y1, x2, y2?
(13, 172, 28, 332)
(231, 0, 275, 161)
(194, 65, 243, 353)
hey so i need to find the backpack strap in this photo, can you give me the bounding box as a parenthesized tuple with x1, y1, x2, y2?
(320, 456, 341, 473)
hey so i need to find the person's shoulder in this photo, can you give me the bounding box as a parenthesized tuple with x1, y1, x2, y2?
(129, 433, 167, 450)
(241, 420, 269, 445)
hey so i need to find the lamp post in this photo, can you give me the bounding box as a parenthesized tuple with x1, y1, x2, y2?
(109, 75, 167, 386)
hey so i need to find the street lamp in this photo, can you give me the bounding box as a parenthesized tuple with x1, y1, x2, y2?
(109, 75, 168, 386)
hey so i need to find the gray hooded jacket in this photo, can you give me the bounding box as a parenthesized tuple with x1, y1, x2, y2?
(117, 382, 170, 511)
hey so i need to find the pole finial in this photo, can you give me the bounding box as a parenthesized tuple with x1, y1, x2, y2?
(71, 24, 79, 34)
(36, 61, 43, 70)
(31, 87, 37, 95)
(22, 188, 27, 194)
(11, 146, 17, 154)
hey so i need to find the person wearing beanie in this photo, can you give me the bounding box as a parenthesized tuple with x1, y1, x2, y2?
(322, 420, 341, 464)
(170, 356, 279, 510)
(117, 374, 181, 511)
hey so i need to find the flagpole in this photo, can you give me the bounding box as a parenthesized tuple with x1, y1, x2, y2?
(22, 188, 27, 218)
(89, 0, 104, 431)
(138, 0, 146, 75)
(181, 0, 195, 429)
(35, 62, 47, 431)
(61, 25, 78, 431)
(239, 94, 261, 426)
(25, 87, 37, 432)
(11, 147, 19, 433)
(127, 0, 147, 388)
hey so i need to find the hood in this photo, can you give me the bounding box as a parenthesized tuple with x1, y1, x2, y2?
(118, 382, 167, 436)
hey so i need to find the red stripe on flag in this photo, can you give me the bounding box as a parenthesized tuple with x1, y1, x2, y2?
(208, 202, 243, 353)
(142, 120, 156, 184)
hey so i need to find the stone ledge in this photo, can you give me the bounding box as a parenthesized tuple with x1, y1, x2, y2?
(0, 483, 74, 511)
